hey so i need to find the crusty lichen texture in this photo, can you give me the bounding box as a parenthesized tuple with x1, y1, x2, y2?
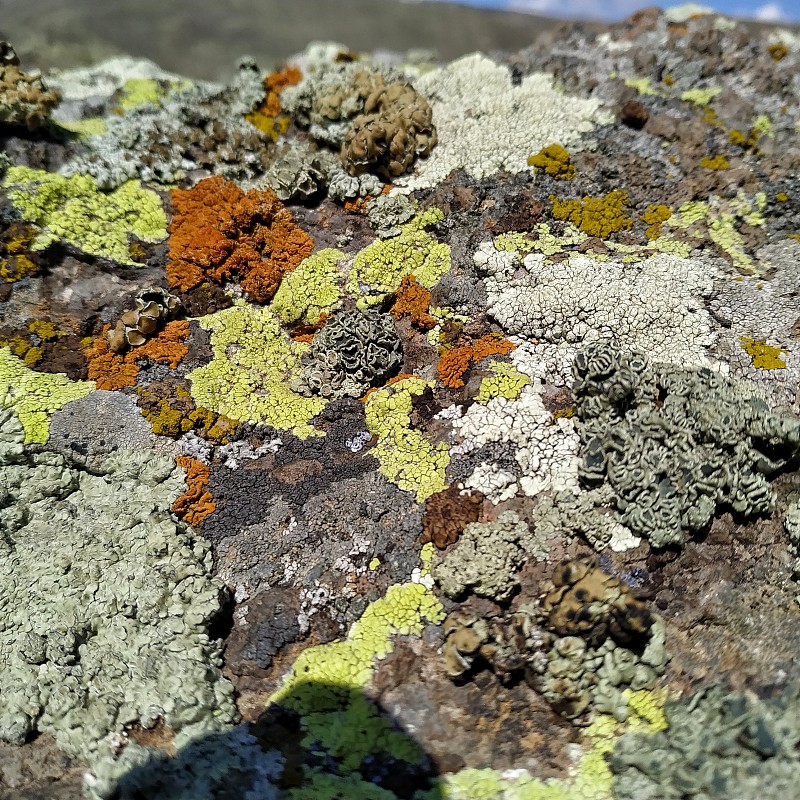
(2, 166, 167, 264)
(0, 408, 237, 772)
(364, 376, 450, 501)
(188, 300, 326, 438)
(0, 347, 94, 443)
(392, 53, 610, 193)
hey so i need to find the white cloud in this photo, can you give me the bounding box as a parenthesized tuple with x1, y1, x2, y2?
(752, 2, 787, 20)
(505, 0, 665, 19)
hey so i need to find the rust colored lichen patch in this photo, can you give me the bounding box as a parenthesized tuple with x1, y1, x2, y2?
(421, 485, 484, 549)
(391, 274, 436, 330)
(245, 65, 301, 140)
(437, 335, 516, 389)
(550, 190, 633, 238)
(166, 176, 314, 303)
(85, 320, 189, 390)
(172, 455, 216, 526)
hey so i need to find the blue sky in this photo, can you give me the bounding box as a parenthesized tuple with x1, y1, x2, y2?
(420, 0, 800, 23)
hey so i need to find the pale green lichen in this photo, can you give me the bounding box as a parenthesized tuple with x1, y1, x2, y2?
(681, 87, 721, 106)
(0, 408, 237, 771)
(349, 209, 451, 308)
(363, 377, 450, 501)
(0, 347, 94, 443)
(2, 166, 167, 265)
(188, 300, 326, 439)
(271, 248, 345, 325)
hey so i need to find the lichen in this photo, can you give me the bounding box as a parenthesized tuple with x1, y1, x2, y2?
(363, 376, 450, 501)
(349, 208, 451, 308)
(0, 348, 94, 443)
(2, 166, 167, 265)
(188, 300, 326, 438)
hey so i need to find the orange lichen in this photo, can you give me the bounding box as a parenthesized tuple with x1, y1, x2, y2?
(390, 274, 436, 330)
(166, 176, 314, 303)
(85, 320, 189, 390)
(343, 183, 392, 214)
(245, 65, 302, 141)
(172, 455, 216, 526)
(437, 335, 516, 389)
(292, 312, 329, 344)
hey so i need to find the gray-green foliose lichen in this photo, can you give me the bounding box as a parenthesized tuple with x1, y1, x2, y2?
(573, 342, 800, 547)
(0, 408, 237, 770)
(610, 682, 800, 799)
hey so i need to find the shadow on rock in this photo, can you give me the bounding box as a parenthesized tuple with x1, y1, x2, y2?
(98, 680, 443, 800)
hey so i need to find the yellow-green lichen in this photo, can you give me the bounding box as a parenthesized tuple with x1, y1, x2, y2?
(53, 117, 108, 137)
(527, 143, 575, 180)
(665, 193, 766, 275)
(680, 87, 721, 106)
(364, 377, 450, 501)
(271, 248, 345, 325)
(2, 166, 167, 265)
(0, 348, 94, 443)
(270, 579, 444, 780)
(476, 361, 530, 404)
(188, 300, 326, 438)
(751, 114, 774, 139)
(740, 336, 788, 370)
(349, 209, 451, 308)
(494, 231, 538, 254)
(113, 78, 168, 111)
(623, 77, 662, 96)
(431, 689, 667, 800)
(550, 191, 633, 239)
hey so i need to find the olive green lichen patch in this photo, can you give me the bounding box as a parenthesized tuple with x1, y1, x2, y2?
(527, 143, 575, 179)
(188, 300, 326, 439)
(0, 408, 237, 769)
(0, 347, 94, 443)
(364, 377, 450, 501)
(740, 336, 787, 370)
(349, 209, 451, 308)
(2, 165, 167, 265)
(550, 191, 633, 239)
(700, 154, 730, 169)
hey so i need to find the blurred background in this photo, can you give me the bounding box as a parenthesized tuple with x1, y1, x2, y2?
(1, 0, 799, 81)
